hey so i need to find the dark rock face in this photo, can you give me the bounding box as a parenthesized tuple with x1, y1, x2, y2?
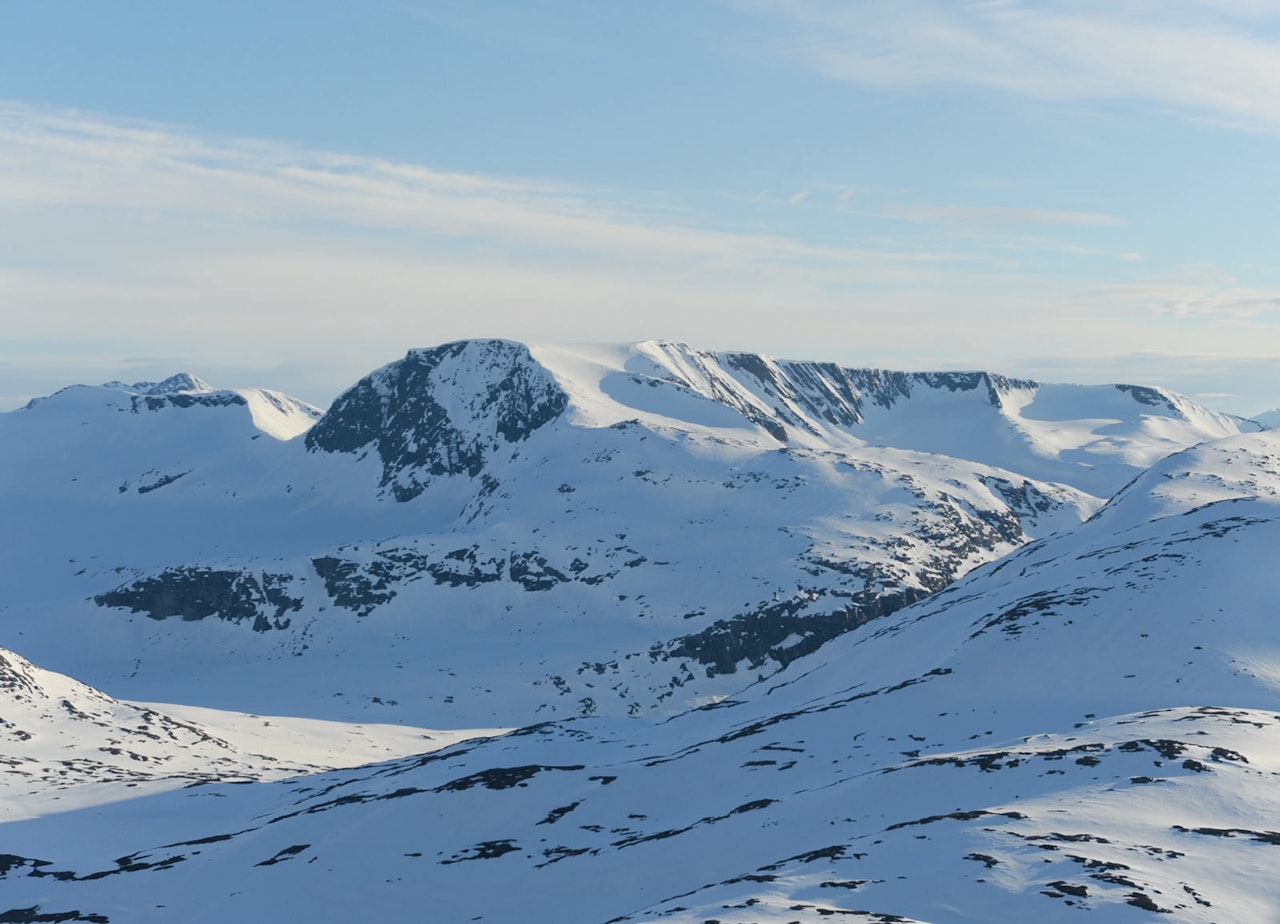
(94, 569, 301, 632)
(903, 370, 1035, 406)
(306, 542, 616, 615)
(132, 392, 247, 413)
(665, 588, 932, 677)
(136, 471, 189, 494)
(305, 341, 568, 501)
(429, 547, 507, 588)
(137, 373, 213, 394)
(508, 551, 571, 592)
(310, 557, 400, 617)
(980, 476, 1061, 520)
(720, 354, 869, 440)
(1116, 384, 1178, 413)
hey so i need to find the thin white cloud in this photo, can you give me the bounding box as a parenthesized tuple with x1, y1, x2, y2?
(886, 202, 1120, 228)
(0, 102, 989, 406)
(0, 101, 957, 272)
(740, 0, 1280, 132)
(2, 101, 1278, 414)
(1087, 268, 1280, 319)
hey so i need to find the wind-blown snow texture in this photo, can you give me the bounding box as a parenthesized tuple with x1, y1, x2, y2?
(1, 340, 1276, 922)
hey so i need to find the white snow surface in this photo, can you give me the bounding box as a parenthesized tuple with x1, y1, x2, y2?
(1, 426, 1279, 921)
(1, 339, 1278, 922)
(0, 340, 1255, 728)
(0, 644, 506, 823)
(1251, 406, 1280, 428)
(530, 342, 1244, 496)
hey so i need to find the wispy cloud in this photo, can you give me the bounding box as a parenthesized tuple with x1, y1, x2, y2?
(2, 100, 1278, 414)
(0, 101, 988, 406)
(1014, 350, 1280, 414)
(885, 202, 1121, 228)
(0, 102, 963, 272)
(1088, 267, 1280, 319)
(740, 0, 1280, 133)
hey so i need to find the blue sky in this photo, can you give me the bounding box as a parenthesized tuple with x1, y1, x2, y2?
(2, 0, 1279, 414)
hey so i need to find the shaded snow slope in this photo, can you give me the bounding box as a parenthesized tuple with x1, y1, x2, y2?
(0, 645, 504, 824)
(531, 341, 1248, 497)
(0, 340, 1252, 728)
(1089, 429, 1280, 532)
(1250, 406, 1280, 428)
(3, 431, 1280, 921)
(31, 373, 322, 442)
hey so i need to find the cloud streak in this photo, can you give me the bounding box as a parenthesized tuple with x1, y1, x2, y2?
(885, 202, 1120, 228)
(0, 102, 957, 273)
(1, 100, 1278, 414)
(0, 102, 993, 405)
(1088, 268, 1280, 320)
(742, 0, 1280, 133)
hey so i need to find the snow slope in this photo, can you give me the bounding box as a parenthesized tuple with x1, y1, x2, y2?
(0, 341, 1253, 728)
(1250, 406, 1280, 429)
(0, 644, 505, 824)
(2, 429, 1279, 922)
(532, 341, 1249, 497)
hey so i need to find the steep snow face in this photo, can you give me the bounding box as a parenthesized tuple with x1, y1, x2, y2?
(5, 431, 1280, 923)
(531, 341, 1247, 497)
(234, 388, 323, 440)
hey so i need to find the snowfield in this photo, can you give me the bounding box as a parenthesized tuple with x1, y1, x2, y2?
(1, 340, 1277, 922)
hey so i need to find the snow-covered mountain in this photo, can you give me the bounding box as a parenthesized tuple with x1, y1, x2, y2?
(0, 340, 1248, 727)
(0, 644, 503, 823)
(1251, 406, 1280, 429)
(3, 411, 1279, 922)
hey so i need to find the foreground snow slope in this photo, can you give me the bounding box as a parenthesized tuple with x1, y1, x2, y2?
(0, 644, 505, 825)
(4, 429, 1280, 922)
(2, 341, 1249, 726)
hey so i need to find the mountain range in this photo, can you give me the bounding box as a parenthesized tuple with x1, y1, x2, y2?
(1, 339, 1276, 922)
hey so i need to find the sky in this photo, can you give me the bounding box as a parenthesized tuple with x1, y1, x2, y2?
(2, 0, 1279, 415)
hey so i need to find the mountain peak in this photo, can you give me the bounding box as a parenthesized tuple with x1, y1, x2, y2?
(306, 340, 569, 501)
(100, 373, 216, 395)
(142, 372, 215, 395)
